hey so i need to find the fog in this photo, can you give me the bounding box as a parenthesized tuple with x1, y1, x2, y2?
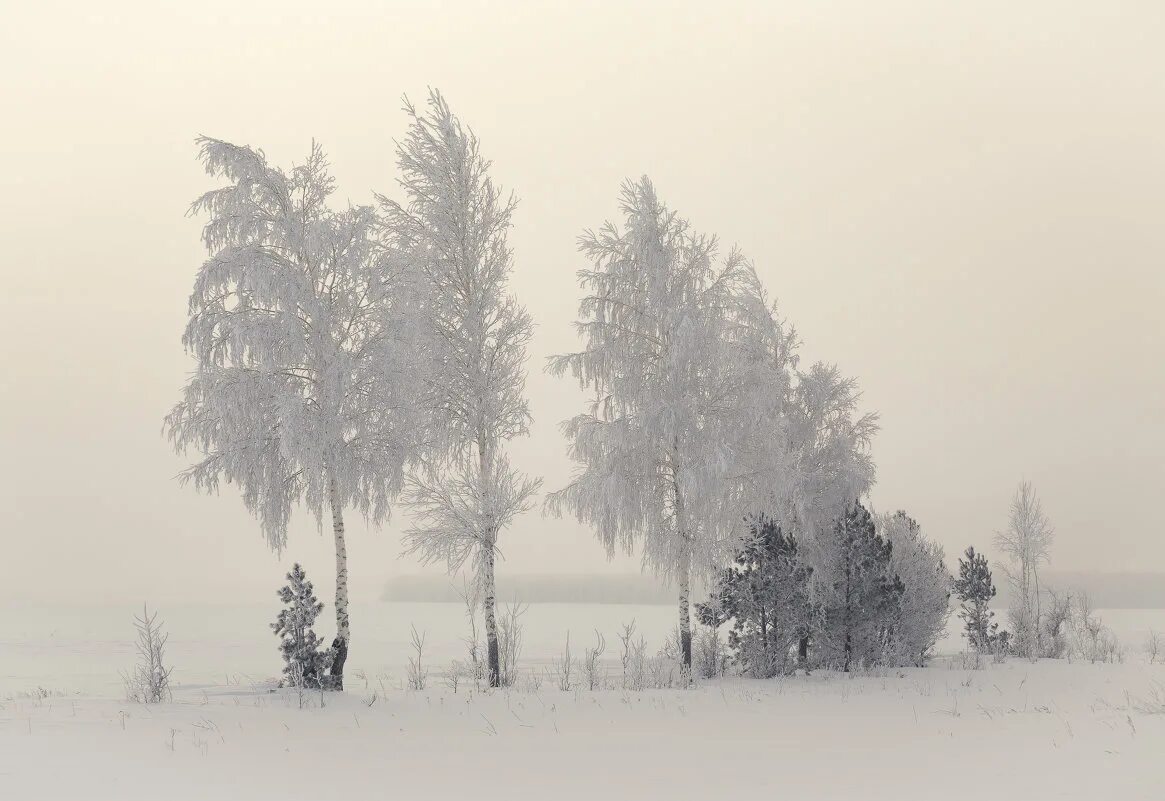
(1, 0, 1162, 604)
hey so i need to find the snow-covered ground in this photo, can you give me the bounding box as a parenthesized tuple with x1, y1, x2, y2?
(3, 603, 1164, 800)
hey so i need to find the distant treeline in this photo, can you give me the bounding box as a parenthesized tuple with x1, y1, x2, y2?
(382, 571, 1165, 608)
(381, 573, 679, 605)
(993, 571, 1165, 609)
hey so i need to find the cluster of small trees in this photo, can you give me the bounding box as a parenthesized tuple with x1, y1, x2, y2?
(696, 505, 951, 675)
(953, 482, 1131, 666)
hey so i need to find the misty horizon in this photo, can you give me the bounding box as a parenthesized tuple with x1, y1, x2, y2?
(5, 3, 1164, 611)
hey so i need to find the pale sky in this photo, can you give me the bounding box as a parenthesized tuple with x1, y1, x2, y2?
(2, 0, 1162, 604)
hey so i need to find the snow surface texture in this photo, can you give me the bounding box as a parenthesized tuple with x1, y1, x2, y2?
(3, 605, 1164, 800)
(4, 660, 1163, 800)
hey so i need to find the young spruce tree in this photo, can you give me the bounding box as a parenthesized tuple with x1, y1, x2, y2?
(272, 563, 328, 688)
(819, 503, 904, 671)
(953, 546, 999, 654)
(696, 517, 814, 677)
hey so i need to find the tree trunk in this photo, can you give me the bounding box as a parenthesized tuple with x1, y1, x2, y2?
(476, 434, 502, 689)
(483, 540, 501, 688)
(760, 603, 769, 677)
(678, 550, 693, 673)
(328, 476, 350, 691)
(670, 452, 693, 676)
(1033, 566, 1042, 658)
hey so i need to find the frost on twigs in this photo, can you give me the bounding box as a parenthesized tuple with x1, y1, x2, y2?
(122, 605, 173, 704)
(406, 625, 428, 691)
(995, 482, 1054, 661)
(167, 136, 430, 691)
(497, 600, 527, 688)
(545, 177, 877, 672)
(382, 90, 541, 689)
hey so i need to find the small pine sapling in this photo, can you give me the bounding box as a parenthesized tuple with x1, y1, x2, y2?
(817, 503, 904, 672)
(954, 547, 1002, 656)
(272, 564, 329, 689)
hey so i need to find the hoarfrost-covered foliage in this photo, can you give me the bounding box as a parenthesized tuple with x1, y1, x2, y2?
(546, 178, 758, 669)
(166, 138, 427, 688)
(380, 91, 541, 688)
(995, 481, 1054, 660)
(272, 563, 329, 689)
(546, 177, 877, 670)
(878, 511, 951, 666)
(816, 503, 903, 672)
(122, 605, 173, 704)
(696, 518, 814, 677)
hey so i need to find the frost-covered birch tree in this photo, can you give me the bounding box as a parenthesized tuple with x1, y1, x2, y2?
(726, 274, 878, 553)
(380, 91, 541, 688)
(717, 278, 878, 667)
(165, 138, 425, 689)
(546, 178, 753, 670)
(995, 480, 1054, 659)
(878, 511, 951, 666)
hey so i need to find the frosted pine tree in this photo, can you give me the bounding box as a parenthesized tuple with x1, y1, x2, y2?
(716, 264, 877, 534)
(696, 518, 815, 677)
(547, 178, 753, 671)
(953, 546, 999, 654)
(817, 503, 903, 671)
(272, 563, 328, 688)
(165, 138, 426, 689)
(380, 91, 541, 688)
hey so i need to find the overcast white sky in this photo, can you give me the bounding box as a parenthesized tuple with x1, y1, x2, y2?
(2, 0, 1162, 604)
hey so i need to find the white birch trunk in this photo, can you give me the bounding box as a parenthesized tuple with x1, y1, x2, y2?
(479, 436, 502, 688)
(677, 548, 693, 673)
(670, 448, 693, 673)
(328, 475, 350, 690)
(482, 541, 500, 687)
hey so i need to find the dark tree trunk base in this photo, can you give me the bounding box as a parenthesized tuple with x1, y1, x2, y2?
(327, 636, 349, 691)
(487, 636, 500, 688)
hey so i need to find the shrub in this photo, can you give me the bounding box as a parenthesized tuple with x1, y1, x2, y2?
(122, 605, 173, 703)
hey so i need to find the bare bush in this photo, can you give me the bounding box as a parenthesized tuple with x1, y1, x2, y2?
(122, 605, 173, 703)
(1146, 630, 1162, 664)
(1038, 589, 1071, 659)
(549, 632, 574, 691)
(582, 630, 607, 690)
(407, 625, 428, 690)
(453, 579, 486, 687)
(618, 620, 648, 691)
(1067, 593, 1122, 663)
(694, 625, 727, 679)
(443, 661, 462, 693)
(498, 601, 528, 688)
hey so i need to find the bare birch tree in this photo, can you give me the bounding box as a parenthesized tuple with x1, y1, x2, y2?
(380, 91, 541, 688)
(995, 480, 1054, 659)
(166, 138, 425, 689)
